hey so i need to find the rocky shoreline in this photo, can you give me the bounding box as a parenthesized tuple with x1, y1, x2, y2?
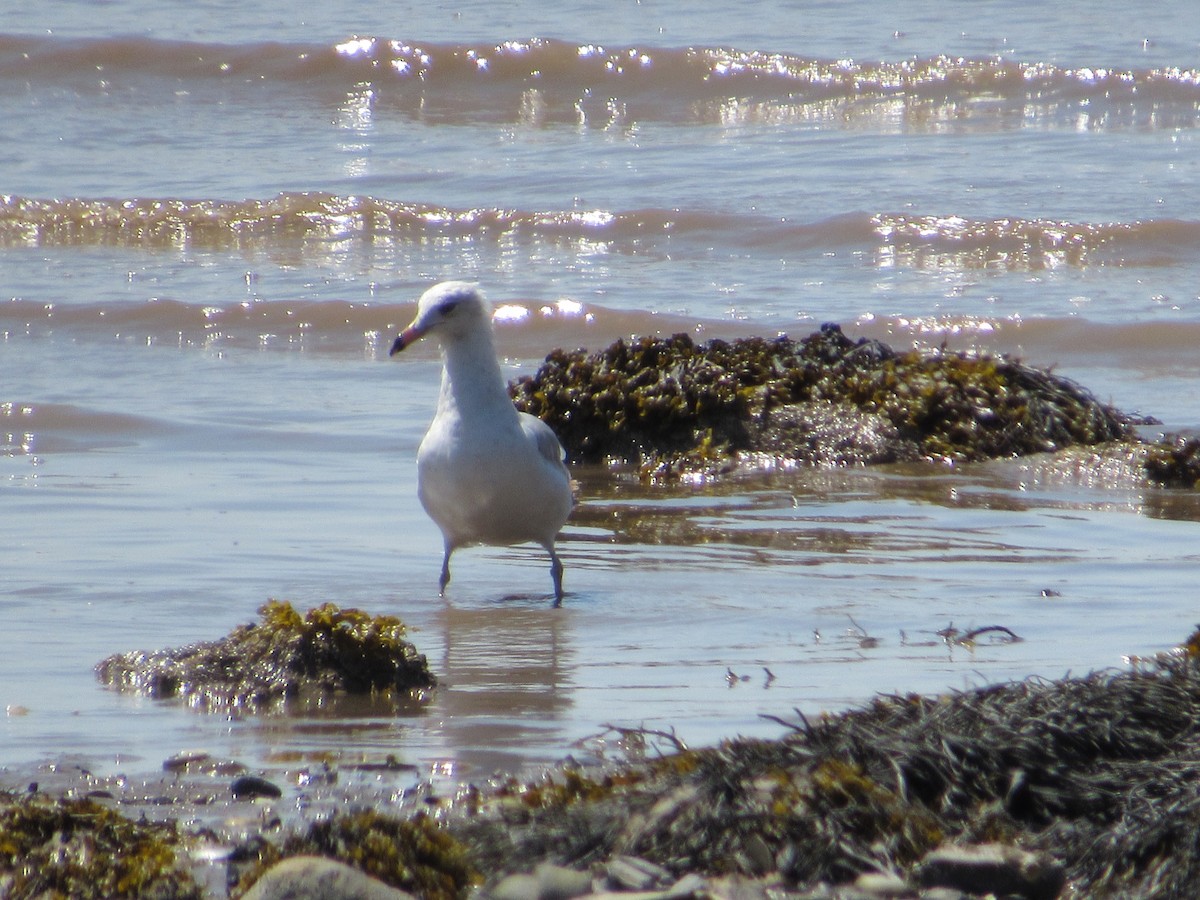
(6, 636, 1200, 898)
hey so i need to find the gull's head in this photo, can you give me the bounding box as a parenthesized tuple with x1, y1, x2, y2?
(389, 281, 490, 356)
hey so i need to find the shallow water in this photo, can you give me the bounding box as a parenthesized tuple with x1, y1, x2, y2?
(4, 0, 1200, 790)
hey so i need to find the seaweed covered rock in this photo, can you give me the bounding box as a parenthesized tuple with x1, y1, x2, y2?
(510, 324, 1133, 477)
(235, 810, 477, 900)
(0, 792, 200, 899)
(95, 600, 434, 711)
(1144, 434, 1200, 488)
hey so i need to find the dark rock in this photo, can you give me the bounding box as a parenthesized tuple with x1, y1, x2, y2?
(232, 775, 284, 800)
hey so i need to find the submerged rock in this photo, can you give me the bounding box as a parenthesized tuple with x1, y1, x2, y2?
(95, 600, 435, 711)
(510, 325, 1133, 478)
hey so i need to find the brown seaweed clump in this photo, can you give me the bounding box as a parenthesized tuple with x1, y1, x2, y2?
(0, 792, 200, 899)
(233, 809, 478, 900)
(95, 600, 435, 711)
(441, 637, 1200, 897)
(510, 324, 1133, 478)
(1144, 434, 1200, 488)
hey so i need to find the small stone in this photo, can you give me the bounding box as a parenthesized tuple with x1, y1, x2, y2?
(231, 774, 283, 800)
(163, 750, 211, 772)
(917, 843, 1065, 900)
(489, 873, 542, 900)
(240, 856, 413, 900)
(853, 871, 911, 896)
(738, 833, 775, 876)
(534, 863, 593, 900)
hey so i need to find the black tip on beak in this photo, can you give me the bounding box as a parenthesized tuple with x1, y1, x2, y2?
(389, 335, 406, 356)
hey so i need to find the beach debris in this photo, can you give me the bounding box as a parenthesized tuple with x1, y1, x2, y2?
(847, 614, 880, 648)
(510, 324, 1134, 479)
(94, 600, 435, 711)
(936, 622, 1023, 647)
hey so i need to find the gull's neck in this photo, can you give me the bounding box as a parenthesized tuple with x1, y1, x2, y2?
(436, 325, 519, 423)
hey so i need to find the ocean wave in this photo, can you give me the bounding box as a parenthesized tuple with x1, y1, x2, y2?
(3, 34, 1199, 126)
(2, 194, 1198, 270)
(0, 193, 870, 251)
(9, 282, 1200, 372)
(0, 293, 725, 357)
(872, 214, 1200, 270)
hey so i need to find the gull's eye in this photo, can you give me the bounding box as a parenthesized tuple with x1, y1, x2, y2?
(437, 300, 459, 316)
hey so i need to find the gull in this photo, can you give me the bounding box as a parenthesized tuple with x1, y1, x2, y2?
(389, 281, 574, 605)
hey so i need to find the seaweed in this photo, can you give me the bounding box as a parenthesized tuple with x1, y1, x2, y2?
(510, 324, 1133, 478)
(234, 809, 478, 900)
(24, 632, 1200, 897)
(95, 600, 435, 711)
(0, 793, 200, 899)
(438, 634, 1200, 896)
(1144, 434, 1200, 488)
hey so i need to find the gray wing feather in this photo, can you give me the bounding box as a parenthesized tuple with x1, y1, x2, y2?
(520, 412, 567, 468)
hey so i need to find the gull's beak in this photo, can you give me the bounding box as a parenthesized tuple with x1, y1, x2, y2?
(389, 322, 425, 356)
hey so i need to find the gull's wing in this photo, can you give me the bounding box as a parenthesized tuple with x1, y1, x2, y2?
(520, 411, 567, 468)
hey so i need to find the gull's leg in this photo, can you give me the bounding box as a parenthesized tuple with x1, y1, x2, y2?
(439, 544, 453, 597)
(548, 545, 564, 607)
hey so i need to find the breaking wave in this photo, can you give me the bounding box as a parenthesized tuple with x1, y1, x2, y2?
(3, 34, 1199, 127)
(2, 194, 1197, 271)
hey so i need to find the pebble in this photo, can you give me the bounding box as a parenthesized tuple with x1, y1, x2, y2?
(231, 774, 283, 800)
(489, 873, 542, 900)
(488, 863, 593, 900)
(853, 872, 911, 896)
(163, 750, 211, 772)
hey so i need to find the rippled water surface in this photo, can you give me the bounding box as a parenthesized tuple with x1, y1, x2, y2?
(3, 0, 1200, 786)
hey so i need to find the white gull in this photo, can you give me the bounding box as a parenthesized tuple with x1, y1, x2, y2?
(389, 281, 574, 605)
